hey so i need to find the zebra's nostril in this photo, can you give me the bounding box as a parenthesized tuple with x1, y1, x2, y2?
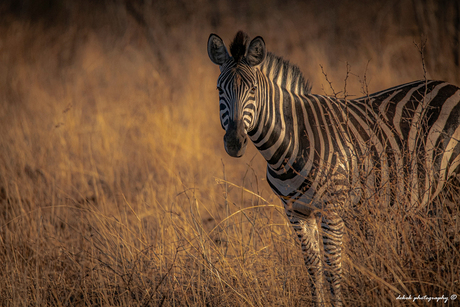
(223, 125, 248, 158)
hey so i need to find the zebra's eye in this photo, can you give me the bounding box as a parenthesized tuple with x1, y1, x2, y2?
(217, 87, 223, 94)
(250, 86, 257, 94)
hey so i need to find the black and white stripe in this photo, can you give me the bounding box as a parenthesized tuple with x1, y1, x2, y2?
(208, 31, 460, 307)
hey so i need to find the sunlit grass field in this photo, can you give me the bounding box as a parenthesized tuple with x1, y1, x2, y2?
(1, 1, 459, 306)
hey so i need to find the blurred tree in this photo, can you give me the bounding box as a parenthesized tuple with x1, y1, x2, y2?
(413, 0, 460, 80)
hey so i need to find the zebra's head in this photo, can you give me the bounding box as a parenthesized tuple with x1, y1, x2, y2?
(207, 31, 266, 157)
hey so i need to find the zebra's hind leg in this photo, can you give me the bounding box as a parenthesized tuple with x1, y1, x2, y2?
(321, 212, 344, 307)
(291, 214, 326, 306)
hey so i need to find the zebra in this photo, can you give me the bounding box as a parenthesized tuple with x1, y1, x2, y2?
(207, 31, 460, 306)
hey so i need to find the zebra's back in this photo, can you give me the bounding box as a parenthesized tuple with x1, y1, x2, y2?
(310, 80, 460, 210)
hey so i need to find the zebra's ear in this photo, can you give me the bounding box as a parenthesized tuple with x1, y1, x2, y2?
(246, 36, 266, 67)
(208, 34, 230, 66)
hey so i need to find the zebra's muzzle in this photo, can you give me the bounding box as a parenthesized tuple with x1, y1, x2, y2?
(223, 119, 248, 158)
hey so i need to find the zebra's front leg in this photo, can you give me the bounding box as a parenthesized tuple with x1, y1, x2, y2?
(321, 212, 344, 307)
(291, 214, 326, 306)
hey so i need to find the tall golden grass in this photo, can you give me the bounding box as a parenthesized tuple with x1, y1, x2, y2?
(0, 0, 459, 306)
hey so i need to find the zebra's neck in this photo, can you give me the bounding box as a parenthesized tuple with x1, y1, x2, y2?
(248, 52, 315, 169)
(259, 52, 311, 96)
(248, 67, 320, 199)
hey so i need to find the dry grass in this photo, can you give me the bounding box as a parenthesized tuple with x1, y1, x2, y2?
(0, 1, 459, 306)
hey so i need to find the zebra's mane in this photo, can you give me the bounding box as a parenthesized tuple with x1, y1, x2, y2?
(260, 52, 312, 95)
(229, 31, 311, 95)
(230, 31, 248, 63)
